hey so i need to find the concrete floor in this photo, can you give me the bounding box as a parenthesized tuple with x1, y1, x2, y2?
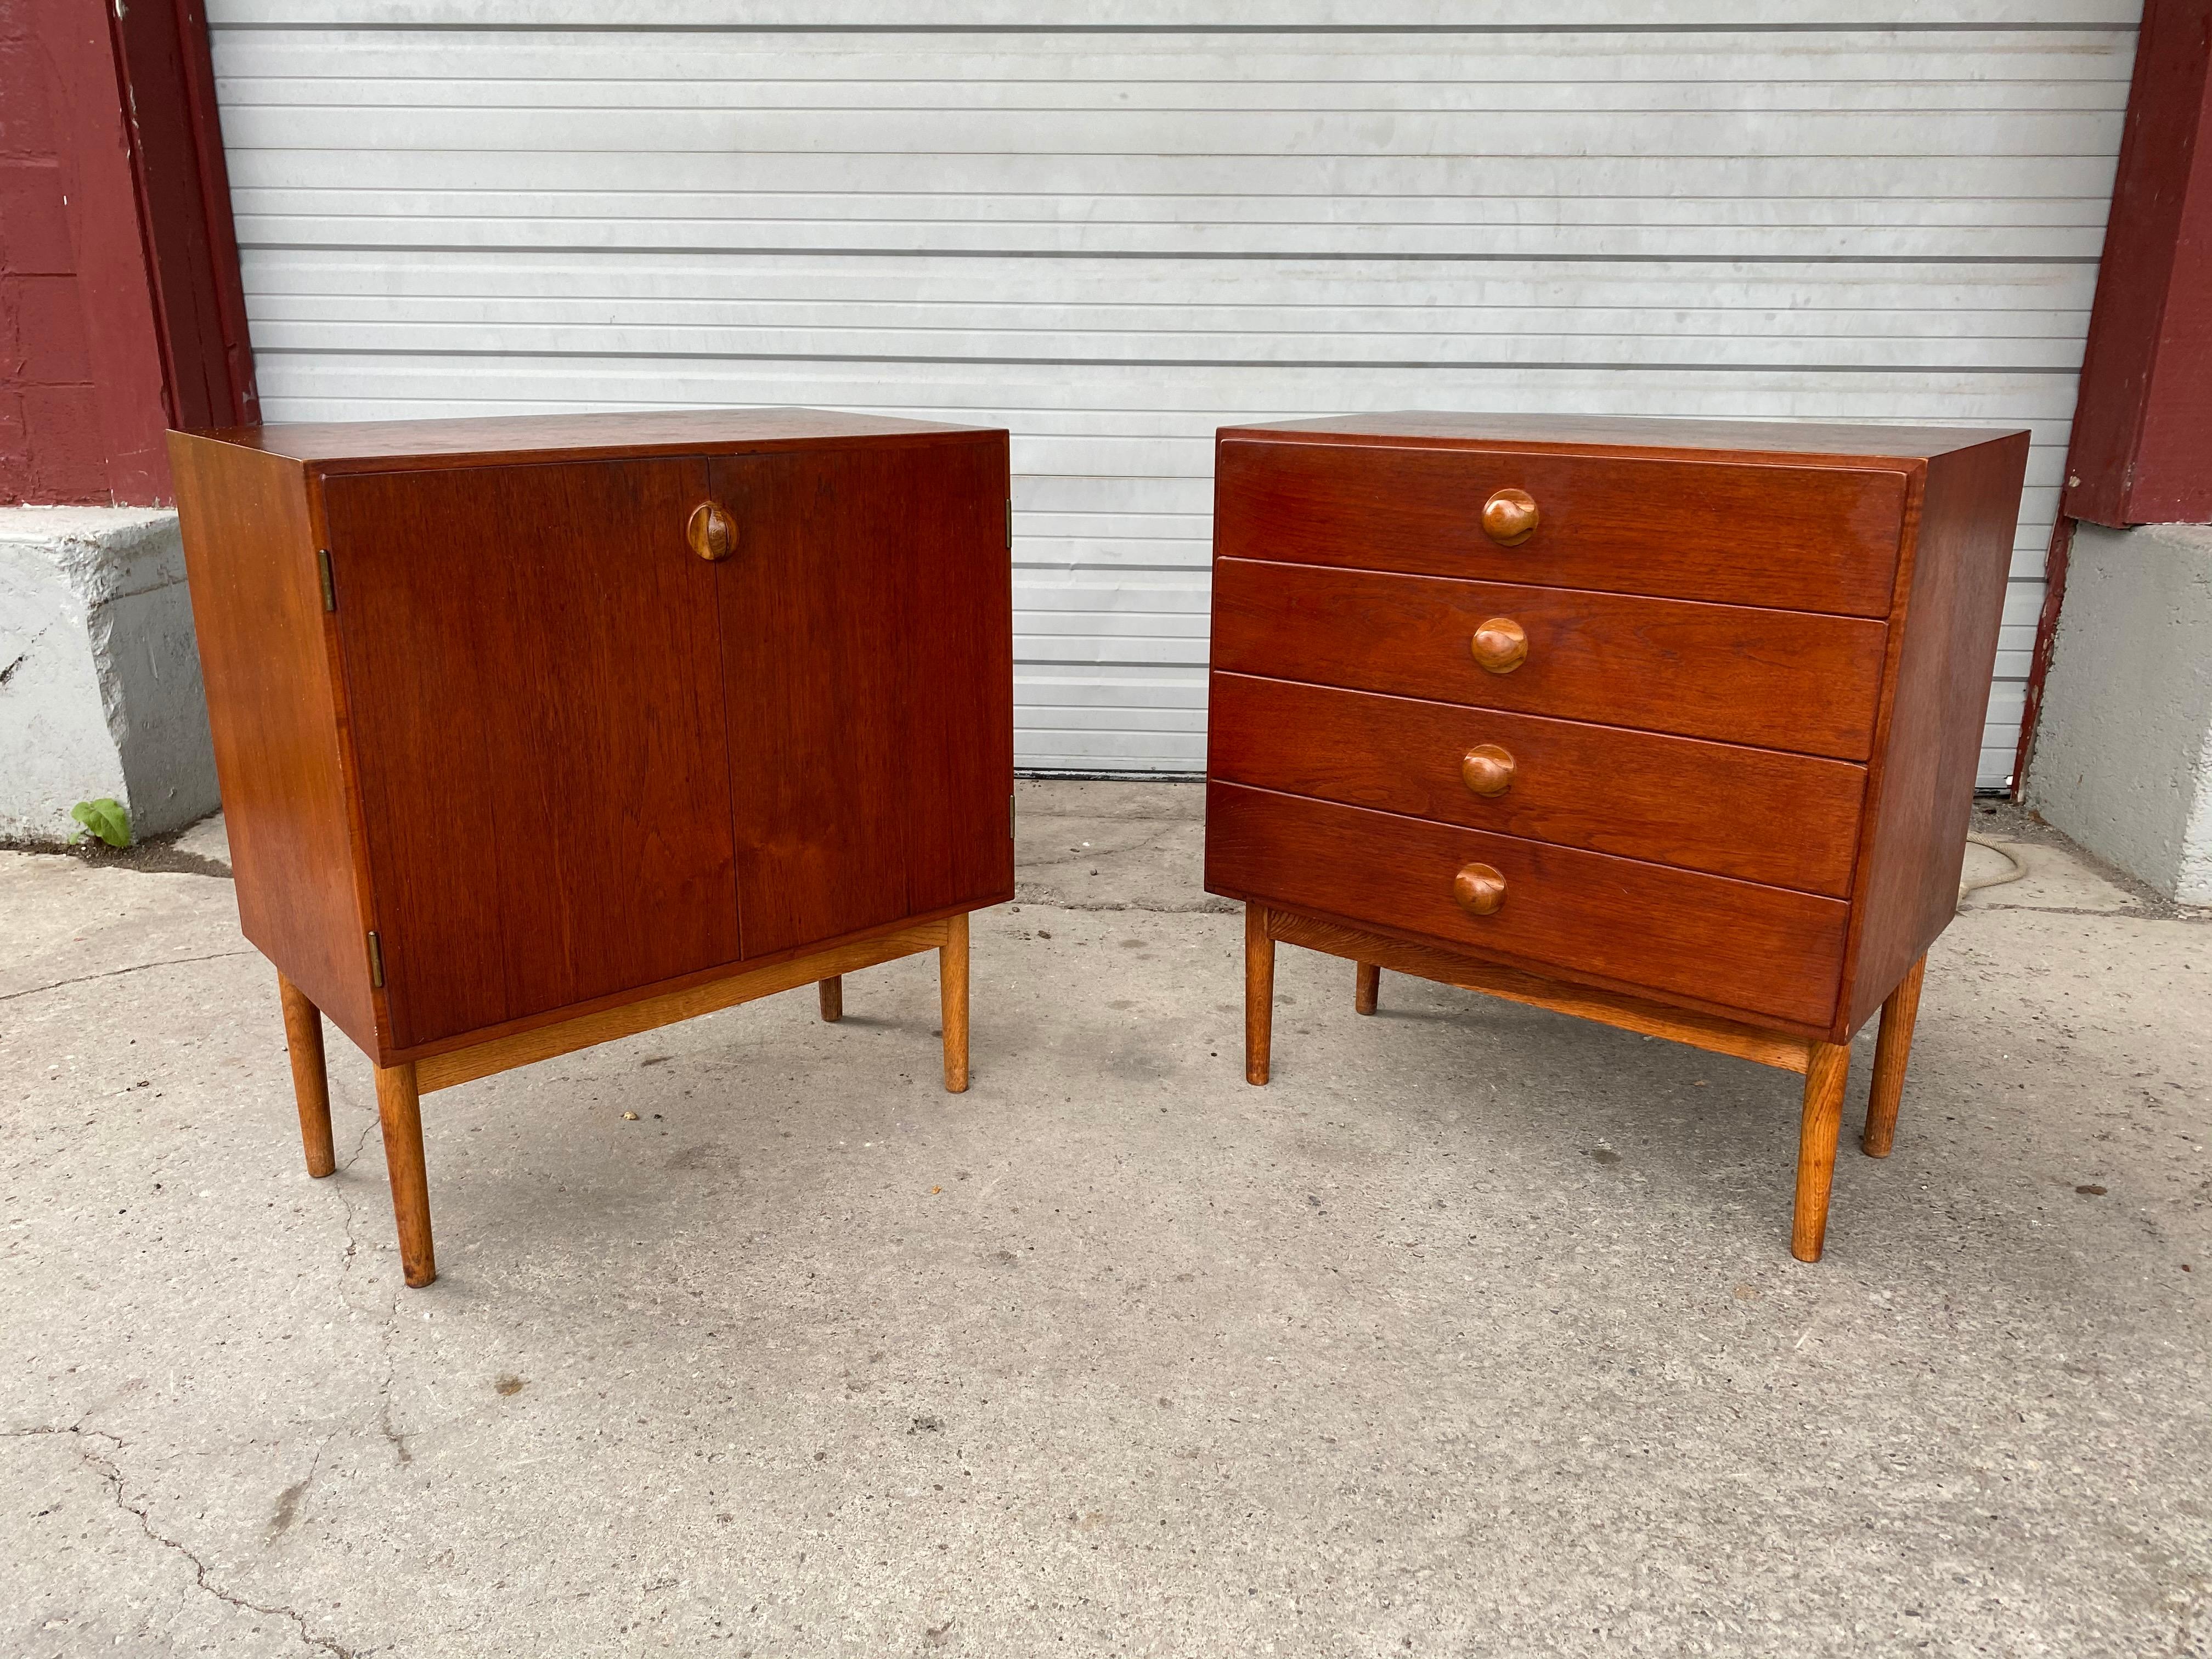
(3, 782, 2207, 1658)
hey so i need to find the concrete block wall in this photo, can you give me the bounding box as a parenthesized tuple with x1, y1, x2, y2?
(2027, 521, 2212, 905)
(0, 506, 219, 844)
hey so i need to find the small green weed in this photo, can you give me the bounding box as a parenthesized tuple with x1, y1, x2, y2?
(70, 798, 132, 849)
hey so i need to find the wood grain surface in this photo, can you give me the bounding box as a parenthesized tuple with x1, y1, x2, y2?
(1206, 781, 1849, 1030)
(1207, 672, 1868, 896)
(1266, 906, 1817, 1073)
(188, 407, 992, 470)
(1791, 1042, 1853, 1262)
(1244, 901, 1276, 1085)
(416, 918, 952, 1093)
(278, 972, 336, 1178)
(1223, 413, 2024, 461)
(1211, 558, 1889, 760)
(1835, 430, 2029, 1035)
(1216, 436, 1907, 615)
(710, 432, 1012, 960)
(168, 435, 380, 1051)
(1863, 952, 1927, 1158)
(374, 1060, 436, 1288)
(939, 910, 970, 1093)
(324, 456, 742, 1050)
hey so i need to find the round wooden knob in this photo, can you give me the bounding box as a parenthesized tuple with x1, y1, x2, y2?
(1481, 488, 1539, 546)
(1452, 862, 1506, 917)
(1460, 743, 1515, 797)
(686, 500, 734, 562)
(1469, 616, 1527, 675)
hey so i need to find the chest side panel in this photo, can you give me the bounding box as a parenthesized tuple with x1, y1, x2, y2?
(1840, 433, 2032, 1034)
(169, 436, 377, 1050)
(325, 458, 740, 1051)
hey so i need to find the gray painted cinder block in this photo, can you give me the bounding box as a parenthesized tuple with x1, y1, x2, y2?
(2028, 521, 2212, 905)
(0, 506, 220, 844)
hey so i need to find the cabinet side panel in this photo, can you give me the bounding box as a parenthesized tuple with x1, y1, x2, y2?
(1840, 432, 2031, 1034)
(168, 434, 374, 1047)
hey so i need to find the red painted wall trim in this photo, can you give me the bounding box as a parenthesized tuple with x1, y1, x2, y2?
(110, 0, 259, 436)
(10, 0, 255, 505)
(30, 0, 173, 504)
(2063, 0, 2212, 528)
(2019, 1, 2210, 795)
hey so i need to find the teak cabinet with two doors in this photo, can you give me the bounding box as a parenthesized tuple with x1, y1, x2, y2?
(1205, 413, 2031, 1262)
(172, 409, 1014, 1286)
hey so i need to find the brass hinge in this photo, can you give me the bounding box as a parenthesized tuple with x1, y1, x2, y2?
(1008, 792, 1017, 839)
(316, 548, 336, 612)
(1005, 498, 1013, 551)
(366, 929, 386, 989)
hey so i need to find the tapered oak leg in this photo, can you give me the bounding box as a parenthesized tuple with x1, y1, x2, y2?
(1791, 1042, 1852, 1263)
(939, 912, 969, 1094)
(1863, 953, 1926, 1159)
(1244, 903, 1275, 1086)
(278, 973, 336, 1178)
(817, 976, 844, 1023)
(1355, 962, 1380, 1016)
(374, 1061, 436, 1288)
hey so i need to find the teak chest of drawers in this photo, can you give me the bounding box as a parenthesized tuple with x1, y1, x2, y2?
(171, 409, 1014, 1286)
(1204, 412, 2030, 1261)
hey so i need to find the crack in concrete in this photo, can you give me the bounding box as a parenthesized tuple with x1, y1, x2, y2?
(1013, 891, 1238, 914)
(257, 1090, 414, 1565)
(370, 1282, 414, 1469)
(1966, 901, 2208, 922)
(243, 1096, 416, 1574)
(0, 620, 55, 687)
(8, 1423, 359, 1658)
(327, 1107, 415, 1471)
(1013, 817, 1193, 871)
(0, 949, 259, 1002)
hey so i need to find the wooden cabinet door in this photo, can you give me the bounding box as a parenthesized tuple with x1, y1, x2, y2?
(709, 437, 1011, 960)
(326, 459, 740, 1049)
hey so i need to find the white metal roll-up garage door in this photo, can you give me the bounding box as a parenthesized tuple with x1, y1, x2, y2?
(207, 3, 2138, 787)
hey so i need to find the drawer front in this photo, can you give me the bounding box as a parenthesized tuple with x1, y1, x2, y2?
(1211, 558, 1887, 760)
(1206, 782, 1848, 1030)
(1216, 437, 1907, 617)
(1208, 673, 1866, 898)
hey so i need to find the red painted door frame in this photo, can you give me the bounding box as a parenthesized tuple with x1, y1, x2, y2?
(111, 0, 259, 441)
(9, 0, 255, 505)
(2017, 0, 2211, 795)
(2064, 0, 2212, 530)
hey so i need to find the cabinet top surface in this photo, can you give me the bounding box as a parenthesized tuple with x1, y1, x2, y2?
(1221, 411, 2029, 462)
(174, 407, 1001, 468)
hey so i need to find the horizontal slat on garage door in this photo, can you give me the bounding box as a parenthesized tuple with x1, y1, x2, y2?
(207, 7, 2135, 785)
